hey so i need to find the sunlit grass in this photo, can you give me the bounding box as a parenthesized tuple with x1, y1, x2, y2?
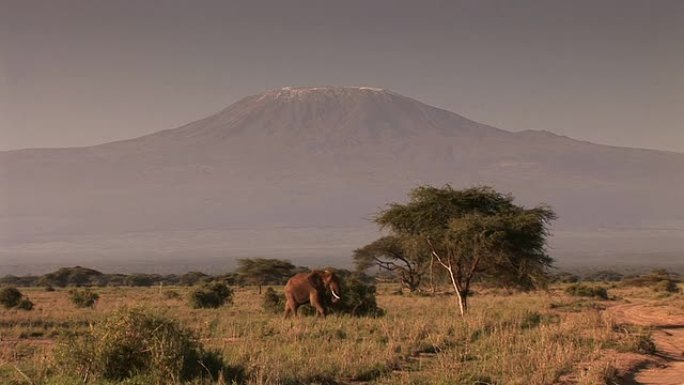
(0, 284, 660, 384)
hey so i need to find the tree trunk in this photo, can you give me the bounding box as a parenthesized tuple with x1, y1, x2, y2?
(457, 290, 468, 315)
(403, 275, 419, 292)
(429, 255, 436, 294)
(442, 263, 467, 317)
(258, 284, 262, 294)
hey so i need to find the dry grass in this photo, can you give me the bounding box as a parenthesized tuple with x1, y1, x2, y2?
(0, 284, 665, 384)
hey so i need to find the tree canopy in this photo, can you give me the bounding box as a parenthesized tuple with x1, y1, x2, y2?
(235, 258, 297, 293)
(375, 185, 556, 315)
(353, 235, 429, 292)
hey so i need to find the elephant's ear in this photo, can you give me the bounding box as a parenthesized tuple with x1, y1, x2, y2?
(307, 271, 324, 288)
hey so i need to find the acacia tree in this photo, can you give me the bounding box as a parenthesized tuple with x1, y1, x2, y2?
(375, 185, 556, 316)
(236, 258, 296, 294)
(353, 236, 428, 292)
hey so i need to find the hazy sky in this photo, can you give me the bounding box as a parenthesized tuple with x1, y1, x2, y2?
(1, 0, 683, 152)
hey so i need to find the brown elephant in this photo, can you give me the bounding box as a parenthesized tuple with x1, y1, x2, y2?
(284, 270, 341, 318)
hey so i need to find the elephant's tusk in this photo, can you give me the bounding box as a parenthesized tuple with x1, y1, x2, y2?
(331, 290, 341, 300)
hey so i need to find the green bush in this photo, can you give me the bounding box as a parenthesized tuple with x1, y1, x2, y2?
(69, 288, 99, 308)
(262, 287, 285, 314)
(331, 274, 384, 317)
(0, 287, 23, 308)
(565, 284, 609, 299)
(53, 307, 242, 383)
(189, 282, 233, 309)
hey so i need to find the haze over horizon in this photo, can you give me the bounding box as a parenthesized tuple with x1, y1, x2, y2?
(1, 0, 683, 153)
(2, 85, 683, 275)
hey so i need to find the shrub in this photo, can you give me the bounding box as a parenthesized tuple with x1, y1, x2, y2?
(331, 274, 384, 317)
(17, 298, 34, 310)
(0, 287, 23, 308)
(262, 287, 285, 314)
(45, 285, 56, 292)
(189, 282, 233, 309)
(652, 279, 680, 294)
(565, 284, 609, 300)
(163, 289, 181, 299)
(69, 288, 99, 308)
(53, 307, 242, 383)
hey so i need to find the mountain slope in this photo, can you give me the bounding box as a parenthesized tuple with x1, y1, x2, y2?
(1, 86, 683, 272)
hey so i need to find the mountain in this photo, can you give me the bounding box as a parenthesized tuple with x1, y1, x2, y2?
(1, 86, 683, 274)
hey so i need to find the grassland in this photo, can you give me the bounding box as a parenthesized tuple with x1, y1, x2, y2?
(1, 283, 682, 385)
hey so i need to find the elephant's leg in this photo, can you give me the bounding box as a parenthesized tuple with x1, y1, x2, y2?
(284, 292, 297, 318)
(310, 292, 326, 317)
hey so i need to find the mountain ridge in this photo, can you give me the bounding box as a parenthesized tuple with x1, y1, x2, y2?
(2, 86, 681, 157)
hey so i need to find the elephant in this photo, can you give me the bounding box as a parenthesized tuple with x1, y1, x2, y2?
(284, 269, 341, 318)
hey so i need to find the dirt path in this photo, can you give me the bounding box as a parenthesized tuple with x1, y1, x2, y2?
(607, 302, 684, 385)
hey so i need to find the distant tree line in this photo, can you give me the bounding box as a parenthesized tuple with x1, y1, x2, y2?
(0, 259, 308, 288)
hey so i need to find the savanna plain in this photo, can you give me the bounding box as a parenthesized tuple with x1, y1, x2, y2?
(2, 278, 684, 385)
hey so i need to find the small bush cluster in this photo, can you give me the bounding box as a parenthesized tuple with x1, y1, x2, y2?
(53, 307, 241, 383)
(189, 282, 233, 309)
(262, 287, 285, 314)
(69, 288, 99, 308)
(565, 284, 609, 300)
(0, 287, 34, 310)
